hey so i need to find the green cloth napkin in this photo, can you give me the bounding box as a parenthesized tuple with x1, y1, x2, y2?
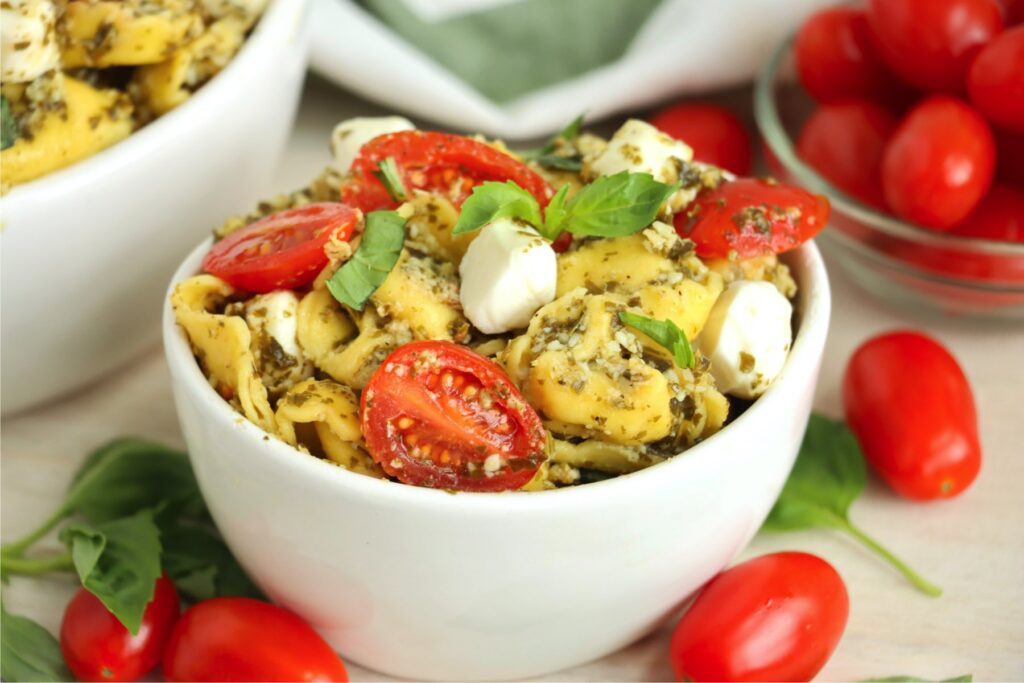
(357, 0, 663, 103)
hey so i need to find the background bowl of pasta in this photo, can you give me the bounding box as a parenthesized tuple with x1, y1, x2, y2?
(163, 233, 831, 680)
(0, 0, 309, 415)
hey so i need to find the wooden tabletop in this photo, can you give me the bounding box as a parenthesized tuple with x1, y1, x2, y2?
(3, 77, 1023, 682)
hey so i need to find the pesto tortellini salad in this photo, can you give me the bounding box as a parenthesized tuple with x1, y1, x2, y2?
(172, 117, 830, 492)
(0, 0, 267, 192)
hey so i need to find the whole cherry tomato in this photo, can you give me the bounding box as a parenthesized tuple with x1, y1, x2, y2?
(60, 575, 180, 682)
(843, 331, 981, 500)
(361, 341, 547, 492)
(675, 178, 830, 258)
(669, 552, 849, 682)
(795, 7, 904, 104)
(163, 598, 348, 682)
(866, 0, 1004, 93)
(341, 131, 552, 214)
(953, 185, 1024, 241)
(649, 103, 752, 175)
(997, 0, 1024, 23)
(967, 26, 1024, 132)
(202, 203, 359, 293)
(881, 96, 995, 229)
(797, 100, 897, 210)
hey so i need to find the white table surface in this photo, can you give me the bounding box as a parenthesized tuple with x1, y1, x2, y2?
(3, 76, 1023, 682)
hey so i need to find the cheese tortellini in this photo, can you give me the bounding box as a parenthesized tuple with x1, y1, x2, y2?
(0, 0, 266, 192)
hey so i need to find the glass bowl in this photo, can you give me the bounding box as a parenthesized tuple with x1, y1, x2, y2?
(754, 37, 1024, 323)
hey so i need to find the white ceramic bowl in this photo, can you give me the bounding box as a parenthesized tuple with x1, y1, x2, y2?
(0, 0, 309, 415)
(163, 240, 830, 681)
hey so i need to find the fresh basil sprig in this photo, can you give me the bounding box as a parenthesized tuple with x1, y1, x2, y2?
(1, 95, 17, 151)
(373, 157, 408, 203)
(0, 602, 71, 683)
(453, 171, 677, 241)
(618, 311, 695, 369)
(763, 414, 942, 597)
(523, 113, 585, 160)
(326, 210, 406, 310)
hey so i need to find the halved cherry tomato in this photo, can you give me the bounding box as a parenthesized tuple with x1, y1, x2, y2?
(953, 184, 1024, 241)
(61, 574, 180, 682)
(795, 7, 905, 104)
(797, 100, 898, 210)
(649, 102, 752, 175)
(202, 203, 359, 293)
(669, 552, 849, 682)
(843, 331, 981, 500)
(361, 341, 547, 492)
(967, 26, 1024, 132)
(674, 179, 830, 258)
(866, 0, 1004, 93)
(881, 96, 995, 230)
(162, 598, 348, 682)
(341, 131, 552, 214)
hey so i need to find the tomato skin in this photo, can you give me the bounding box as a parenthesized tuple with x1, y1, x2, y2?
(202, 203, 359, 293)
(881, 96, 995, 230)
(361, 341, 548, 492)
(953, 184, 1024, 241)
(649, 103, 752, 175)
(996, 128, 1024, 187)
(795, 7, 904, 104)
(797, 100, 897, 210)
(867, 0, 1004, 93)
(675, 179, 830, 258)
(341, 131, 552, 213)
(60, 575, 179, 682)
(162, 598, 347, 682)
(669, 552, 849, 682)
(967, 27, 1024, 132)
(843, 331, 981, 500)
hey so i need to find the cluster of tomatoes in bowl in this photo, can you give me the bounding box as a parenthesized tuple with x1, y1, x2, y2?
(793, 0, 1023, 241)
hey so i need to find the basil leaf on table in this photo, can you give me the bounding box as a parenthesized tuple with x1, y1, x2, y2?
(452, 180, 543, 235)
(0, 603, 71, 682)
(327, 210, 407, 311)
(1, 95, 17, 151)
(558, 171, 678, 237)
(158, 517, 262, 602)
(763, 414, 942, 596)
(618, 312, 695, 369)
(60, 509, 163, 634)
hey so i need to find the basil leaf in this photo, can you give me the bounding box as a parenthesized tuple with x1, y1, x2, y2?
(452, 180, 543, 235)
(373, 156, 408, 203)
(523, 112, 586, 160)
(536, 153, 583, 172)
(0, 603, 71, 682)
(561, 172, 677, 237)
(618, 311, 694, 369)
(65, 438, 205, 524)
(763, 415, 942, 597)
(60, 510, 162, 634)
(158, 516, 262, 602)
(327, 210, 406, 310)
(862, 677, 973, 682)
(1, 95, 17, 151)
(540, 184, 571, 240)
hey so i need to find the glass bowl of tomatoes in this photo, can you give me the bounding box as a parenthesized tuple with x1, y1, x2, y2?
(754, 10, 1024, 323)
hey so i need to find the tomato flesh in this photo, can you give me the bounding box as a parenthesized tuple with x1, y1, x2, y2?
(341, 131, 553, 214)
(797, 100, 897, 210)
(795, 7, 905, 104)
(649, 102, 752, 175)
(60, 575, 180, 682)
(881, 96, 995, 230)
(163, 598, 347, 682)
(843, 331, 981, 500)
(669, 552, 849, 682)
(675, 179, 830, 258)
(361, 341, 547, 492)
(202, 203, 359, 293)
(967, 26, 1024, 132)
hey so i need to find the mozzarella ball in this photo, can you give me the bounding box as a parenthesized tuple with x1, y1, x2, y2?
(586, 118, 694, 185)
(458, 218, 557, 334)
(697, 280, 793, 399)
(2, 0, 60, 83)
(331, 116, 415, 173)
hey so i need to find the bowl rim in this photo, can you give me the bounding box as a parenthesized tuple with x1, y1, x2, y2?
(754, 35, 1024, 259)
(2, 0, 303, 206)
(163, 235, 830, 510)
